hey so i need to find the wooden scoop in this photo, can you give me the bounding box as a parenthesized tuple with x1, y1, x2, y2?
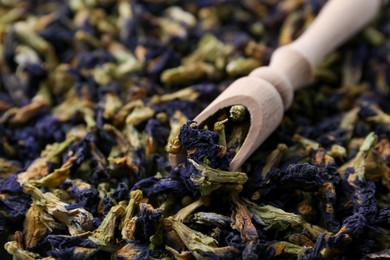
(170, 0, 382, 171)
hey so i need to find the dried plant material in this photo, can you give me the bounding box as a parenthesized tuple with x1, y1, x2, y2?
(33, 156, 76, 188)
(125, 106, 155, 126)
(21, 182, 93, 236)
(121, 190, 143, 240)
(189, 159, 248, 195)
(5, 241, 54, 260)
(161, 62, 218, 85)
(230, 194, 258, 242)
(226, 57, 261, 77)
(0, 159, 20, 178)
(165, 217, 240, 259)
(267, 241, 306, 257)
(0, 100, 48, 125)
(89, 204, 125, 247)
(173, 196, 210, 222)
(0, 0, 390, 259)
(244, 199, 302, 231)
(24, 203, 58, 248)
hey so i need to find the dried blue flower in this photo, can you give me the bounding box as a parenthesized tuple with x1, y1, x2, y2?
(0, 174, 22, 193)
(66, 181, 99, 214)
(108, 183, 128, 203)
(375, 206, 390, 228)
(327, 213, 367, 246)
(48, 246, 102, 260)
(145, 118, 170, 147)
(34, 114, 65, 143)
(299, 233, 326, 260)
(0, 193, 31, 235)
(279, 163, 323, 190)
(0, 0, 389, 259)
(76, 49, 116, 71)
(39, 10, 75, 62)
(136, 203, 163, 241)
(178, 121, 231, 170)
(47, 234, 97, 249)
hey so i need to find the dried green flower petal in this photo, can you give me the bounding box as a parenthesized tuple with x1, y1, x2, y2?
(226, 57, 261, 77)
(5, 241, 54, 260)
(161, 62, 219, 85)
(268, 241, 306, 257)
(230, 194, 258, 241)
(173, 196, 210, 222)
(21, 182, 93, 236)
(89, 204, 125, 249)
(244, 200, 302, 231)
(262, 143, 288, 179)
(33, 156, 76, 188)
(229, 105, 248, 122)
(125, 106, 155, 126)
(189, 159, 248, 195)
(24, 203, 59, 248)
(165, 217, 239, 258)
(121, 190, 143, 241)
(0, 159, 21, 178)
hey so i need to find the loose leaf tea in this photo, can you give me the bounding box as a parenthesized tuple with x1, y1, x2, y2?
(0, 0, 390, 259)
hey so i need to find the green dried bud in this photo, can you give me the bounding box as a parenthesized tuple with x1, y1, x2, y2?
(166, 111, 188, 153)
(107, 42, 142, 75)
(161, 62, 218, 85)
(4, 241, 53, 260)
(157, 17, 188, 42)
(189, 159, 248, 195)
(92, 63, 117, 86)
(249, 22, 265, 38)
(121, 190, 143, 241)
(165, 217, 239, 258)
(166, 137, 182, 154)
(278, 11, 302, 45)
(125, 106, 155, 126)
(115, 100, 145, 126)
(173, 196, 210, 222)
(17, 158, 50, 184)
(193, 212, 231, 226)
(363, 26, 385, 47)
(268, 241, 306, 258)
(293, 134, 320, 151)
(329, 144, 347, 159)
(164, 6, 197, 28)
(262, 143, 288, 179)
(243, 198, 302, 231)
(365, 104, 390, 128)
(150, 87, 200, 105)
(165, 246, 192, 260)
(339, 132, 377, 180)
(89, 204, 125, 248)
(0, 159, 21, 178)
(75, 30, 101, 48)
(24, 203, 59, 248)
(0, 99, 48, 125)
(184, 33, 232, 68)
(21, 183, 93, 236)
(288, 233, 315, 248)
(214, 118, 228, 157)
(33, 156, 76, 188)
(229, 105, 248, 122)
(226, 57, 261, 77)
(52, 88, 96, 125)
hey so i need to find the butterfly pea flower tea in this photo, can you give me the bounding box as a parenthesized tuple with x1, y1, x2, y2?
(0, 0, 390, 259)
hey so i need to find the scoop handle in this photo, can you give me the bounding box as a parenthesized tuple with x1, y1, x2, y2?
(251, 0, 382, 108)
